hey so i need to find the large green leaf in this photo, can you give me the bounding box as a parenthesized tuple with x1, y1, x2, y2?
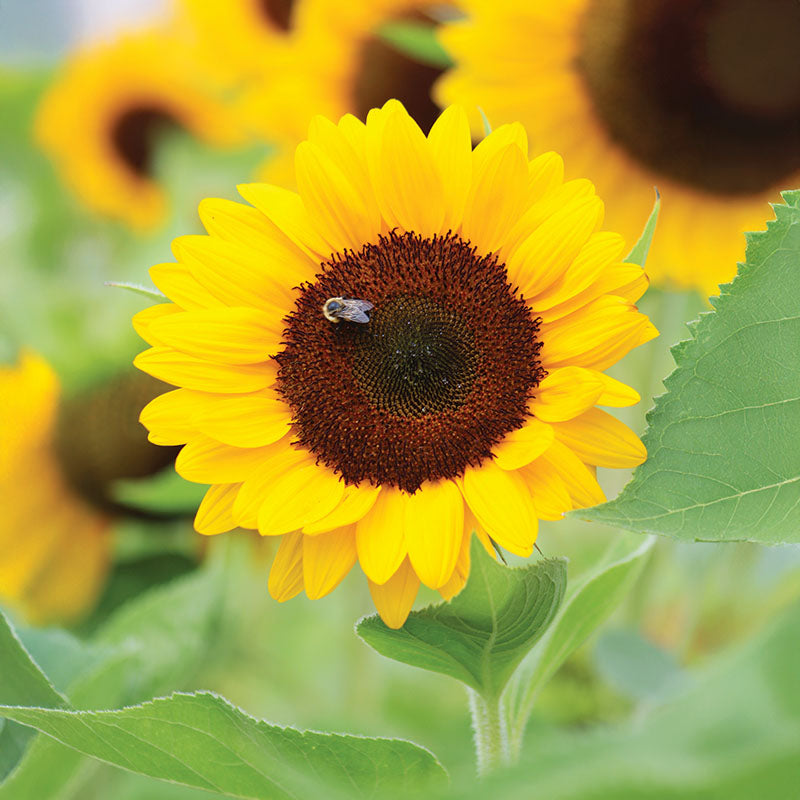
(0, 692, 447, 800)
(582, 191, 800, 543)
(0, 613, 67, 710)
(505, 534, 652, 753)
(445, 599, 800, 799)
(358, 541, 566, 700)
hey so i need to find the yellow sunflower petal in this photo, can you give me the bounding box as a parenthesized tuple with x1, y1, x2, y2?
(533, 366, 606, 422)
(132, 303, 180, 345)
(551, 407, 647, 468)
(438, 528, 472, 601)
(356, 488, 408, 585)
(403, 479, 464, 590)
(368, 557, 420, 629)
(519, 460, 573, 520)
(493, 417, 555, 470)
(526, 151, 564, 205)
(191, 390, 291, 448)
(538, 440, 606, 508)
(462, 143, 528, 257)
(195, 483, 241, 535)
(149, 263, 221, 310)
(302, 483, 382, 535)
(134, 347, 273, 393)
(268, 532, 305, 602)
(428, 104, 472, 231)
(376, 105, 445, 236)
(176, 436, 274, 483)
(149, 307, 282, 364)
(303, 526, 358, 599)
(596, 373, 641, 407)
(139, 387, 206, 446)
(458, 460, 538, 556)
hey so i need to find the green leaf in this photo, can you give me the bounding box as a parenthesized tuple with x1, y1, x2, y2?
(505, 534, 652, 752)
(357, 541, 566, 700)
(623, 189, 660, 266)
(376, 21, 454, 68)
(0, 691, 447, 800)
(446, 599, 800, 799)
(112, 468, 207, 515)
(0, 613, 68, 710)
(581, 191, 800, 543)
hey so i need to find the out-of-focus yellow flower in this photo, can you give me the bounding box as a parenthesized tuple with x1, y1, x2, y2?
(236, 0, 449, 183)
(0, 353, 110, 624)
(134, 101, 655, 628)
(35, 30, 244, 230)
(436, 0, 800, 296)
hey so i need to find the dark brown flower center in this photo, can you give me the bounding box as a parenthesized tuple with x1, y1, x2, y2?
(352, 13, 444, 133)
(110, 106, 177, 178)
(578, 0, 800, 194)
(256, 0, 296, 32)
(276, 232, 544, 493)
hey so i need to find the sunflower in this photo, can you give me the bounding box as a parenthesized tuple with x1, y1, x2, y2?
(435, 0, 800, 296)
(0, 352, 178, 624)
(35, 30, 243, 230)
(237, 0, 450, 184)
(134, 100, 656, 628)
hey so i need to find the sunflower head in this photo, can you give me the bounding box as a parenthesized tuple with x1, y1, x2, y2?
(135, 100, 656, 628)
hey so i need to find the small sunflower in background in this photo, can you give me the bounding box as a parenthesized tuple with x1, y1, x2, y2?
(0, 352, 177, 624)
(436, 0, 800, 296)
(236, 0, 451, 184)
(134, 100, 656, 628)
(35, 30, 244, 231)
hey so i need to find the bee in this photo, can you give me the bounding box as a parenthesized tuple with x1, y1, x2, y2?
(322, 297, 374, 324)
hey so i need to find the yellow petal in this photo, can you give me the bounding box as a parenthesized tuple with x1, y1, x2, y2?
(195, 483, 241, 535)
(191, 390, 291, 448)
(134, 347, 273, 393)
(526, 151, 564, 205)
(175, 435, 273, 483)
(303, 526, 358, 600)
(538, 440, 606, 508)
(403, 479, 464, 589)
(596, 373, 641, 407)
(252, 452, 346, 536)
(149, 307, 282, 364)
(172, 235, 297, 314)
(268, 532, 304, 602)
(519, 461, 573, 520)
(427, 105, 472, 232)
(458, 460, 538, 556)
(303, 483, 382, 535)
(237, 182, 332, 260)
(368, 557, 420, 629)
(376, 105, 445, 236)
(438, 528, 472, 601)
(132, 303, 180, 345)
(509, 194, 604, 299)
(540, 296, 659, 372)
(461, 143, 528, 257)
(473, 122, 528, 173)
(356, 488, 408, 585)
(149, 263, 221, 310)
(139, 387, 206, 445)
(533, 366, 606, 422)
(493, 417, 555, 470)
(295, 140, 381, 252)
(551, 408, 647, 468)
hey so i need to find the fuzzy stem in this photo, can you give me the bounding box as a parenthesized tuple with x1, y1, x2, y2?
(468, 689, 510, 776)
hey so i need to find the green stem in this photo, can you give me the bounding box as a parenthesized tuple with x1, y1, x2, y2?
(468, 689, 510, 776)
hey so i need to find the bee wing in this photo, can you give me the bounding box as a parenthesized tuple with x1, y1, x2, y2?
(338, 299, 374, 323)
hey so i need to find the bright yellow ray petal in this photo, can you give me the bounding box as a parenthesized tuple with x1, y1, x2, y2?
(268, 532, 304, 602)
(533, 366, 606, 422)
(132, 303, 180, 345)
(134, 347, 273, 393)
(427, 105, 472, 232)
(368, 557, 420, 629)
(149, 307, 282, 364)
(458, 460, 538, 556)
(139, 387, 205, 446)
(493, 417, 555, 470)
(176, 435, 274, 483)
(195, 483, 242, 535)
(538, 440, 606, 508)
(149, 262, 222, 310)
(191, 390, 291, 448)
(438, 528, 472, 601)
(403, 479, 464, 590)
(303, 483, 382, 535)
(356, 488, 408, 585)
(551, 407, 647, 468)
(303, 526, 358, 599)
(519, 460, 573, 520)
